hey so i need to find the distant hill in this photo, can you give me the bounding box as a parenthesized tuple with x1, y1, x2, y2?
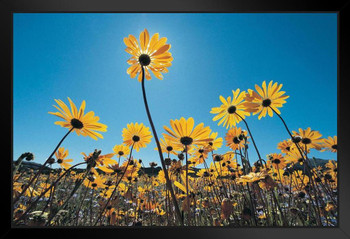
(17, 161, 52, 173)
(13, 158, 331, 176)
(290, 157, 330, 171)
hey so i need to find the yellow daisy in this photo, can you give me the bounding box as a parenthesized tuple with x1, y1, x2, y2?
(113, 144, 131, 158)
(122, 122, 152, 152)
(225, 127, 248, 151)
(155, 137, 178, 156)
(292, 127, 323, 150)
(162, 117, 213, 151)
(124, 28, 173, 82)
(49, 97, 107, 140)
(277, 139, 293, 154)
(204, 132, 223, 152)
(54, 147, 73, 170)
(243, 81, 289, 119)
(210, 89, 250, 129)
(322, 136, 337, 153)
(284, 146, 304, 165)
(266, 153, 287, 170)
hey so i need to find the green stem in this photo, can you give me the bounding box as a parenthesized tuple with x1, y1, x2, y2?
(140, 66, 183, 226)
(14, 161, 87, 224)
(234, 112, 265, 168)
(93, 144, 134, 226)
(14, 128, 74, 204)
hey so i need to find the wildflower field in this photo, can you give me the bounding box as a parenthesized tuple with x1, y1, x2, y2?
(13, 26, 337, 227)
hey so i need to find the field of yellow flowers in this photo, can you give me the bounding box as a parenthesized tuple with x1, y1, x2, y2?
(12, 29, 337, 227)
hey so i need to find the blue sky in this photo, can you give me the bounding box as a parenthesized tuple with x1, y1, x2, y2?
(13, 13, 337, 168)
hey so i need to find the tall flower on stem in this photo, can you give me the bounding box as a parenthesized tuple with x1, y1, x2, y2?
(244, 81, 305, 164)
(14, 98, 107, 204)
(245, 82, 323, 226)
(93, 126, 140, 226)
(163, 117, 212, 225)
(241, 81, 289, 167)
(212, 88, 266, 168)
(124, 29, 182, 225)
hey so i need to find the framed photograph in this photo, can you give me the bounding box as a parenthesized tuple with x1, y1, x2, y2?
(3, 0, 350, 238)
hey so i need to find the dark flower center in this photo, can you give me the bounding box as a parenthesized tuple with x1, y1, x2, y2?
(286, 147, 290, 151)
(70, 118, 84, 129)
(208, 142, 213, 146)
(301, 138, 311, 144)
(166, 146, 173, 152)
(273, 159, 281, 164)
(178, 153, 184, 160)
(233, 137, 241, 144)
(227, 105, 237, 114)
(23, 152, 34, 161)
(165, 157, 172, 166)
(47, 158, 55, 164)
(91, 183, 97, 188)
(213, 155, 223, 162)
(331, 144, 337, 150)
(292, 136, 302, 143)
(132, 135, 140, 142)
(198, 149, 204, 154)
(180, 136, 193, 146)
(262, 99, 272, 107)
(139, 54, 151, 66)
(57, 159, 63, 164)
(118, 151, 124, 156)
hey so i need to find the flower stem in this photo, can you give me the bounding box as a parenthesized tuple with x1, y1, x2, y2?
(94, 144, 134, 226)
(46, 162, 93, 225)
(185, 146, 191, 225)
(14, 127, 74, 204)
(140, 66, 183, 226)
(269, 106, 323, 225)
(235, 112, 265, 167)
(14, 161, 87, 224)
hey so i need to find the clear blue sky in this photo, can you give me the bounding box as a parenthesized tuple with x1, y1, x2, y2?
(13, 13, 337, 168)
